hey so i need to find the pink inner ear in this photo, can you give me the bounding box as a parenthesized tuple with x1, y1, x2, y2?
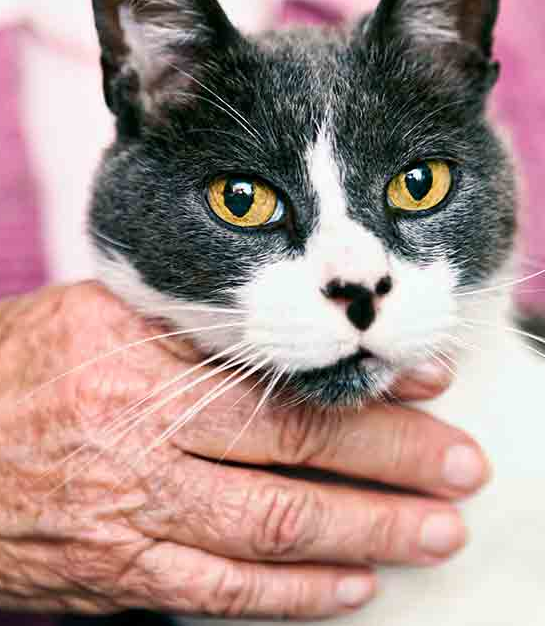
(279, 0, 346, 26)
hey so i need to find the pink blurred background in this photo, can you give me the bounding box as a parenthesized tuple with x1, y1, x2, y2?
(0, 0, 543, 622)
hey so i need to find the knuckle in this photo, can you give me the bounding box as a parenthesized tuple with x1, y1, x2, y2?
(273, 407, 338, 466)
(252, 485, 321, 559)
(62, 543, 119, 590)
(288, 578, 312, 618)
(366, 504, 399, 562)
(389, 415, 425, 474)
(131, 545, 259, 617)
(206, 565, 257, 618)
(61, 543, 95, 582)
(123, 542, 191, 610)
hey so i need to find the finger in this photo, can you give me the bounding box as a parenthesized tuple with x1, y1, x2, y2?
(391, 361, 454, 401)
(151, 337, 486, 498)
(132, 457, 466, 567)
(128, 542, 376, 619)
(271, 403, 490, 499)
(178, 393, 490, 499)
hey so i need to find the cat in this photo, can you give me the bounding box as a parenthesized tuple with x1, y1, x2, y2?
(90, 1, 545, 625)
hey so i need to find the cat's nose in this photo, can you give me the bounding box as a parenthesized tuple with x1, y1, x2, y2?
(323, 277, 393, 332)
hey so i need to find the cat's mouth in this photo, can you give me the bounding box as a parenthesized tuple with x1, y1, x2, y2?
(353, 347, 377, 362)
(285, 347, 393, 407)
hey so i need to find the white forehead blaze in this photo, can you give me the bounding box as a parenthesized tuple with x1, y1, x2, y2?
(305, 127, 390, 289)
(306, 126, 348, 229)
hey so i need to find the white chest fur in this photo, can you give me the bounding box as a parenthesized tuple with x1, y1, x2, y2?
(187, 321, 545, 626)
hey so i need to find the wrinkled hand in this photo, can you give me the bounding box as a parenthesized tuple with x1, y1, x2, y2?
(0, 283, 489, 619)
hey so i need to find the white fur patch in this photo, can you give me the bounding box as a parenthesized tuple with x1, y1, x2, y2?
(95, 251, 245, 355)
(305, 127, 390, 289)
(307, 126, 347, 229)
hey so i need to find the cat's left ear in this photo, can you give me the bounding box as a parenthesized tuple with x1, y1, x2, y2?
(92, 0, 240, 135)
(367, 0, 500, 85)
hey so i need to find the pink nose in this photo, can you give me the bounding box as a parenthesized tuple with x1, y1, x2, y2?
(279, 1, 346, 26)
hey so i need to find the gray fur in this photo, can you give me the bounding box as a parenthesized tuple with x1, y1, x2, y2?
(90, 0, 513, 405)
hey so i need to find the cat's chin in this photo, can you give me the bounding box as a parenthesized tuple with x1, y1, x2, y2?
(284, 350, 395, 407)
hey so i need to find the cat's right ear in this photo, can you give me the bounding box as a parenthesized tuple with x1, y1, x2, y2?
(92, 0, 240, 137)
(365, 0, 500, 89)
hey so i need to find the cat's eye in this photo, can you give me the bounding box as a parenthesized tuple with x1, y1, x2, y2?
(208, 176, 285, 228)
(387, 160, 453, 212)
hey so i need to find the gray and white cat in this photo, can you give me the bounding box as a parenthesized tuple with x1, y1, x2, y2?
(90, 0, 545, 624)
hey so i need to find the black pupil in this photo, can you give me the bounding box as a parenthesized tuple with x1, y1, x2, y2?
(224, 178, 255, 217)
(405, 163, 433, 202)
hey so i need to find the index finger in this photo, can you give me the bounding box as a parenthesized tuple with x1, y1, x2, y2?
(391, 361, 454, 401)
(171, 386, 489, 502)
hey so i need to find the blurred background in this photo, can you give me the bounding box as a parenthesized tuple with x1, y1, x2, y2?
(0, 0, 544, 319)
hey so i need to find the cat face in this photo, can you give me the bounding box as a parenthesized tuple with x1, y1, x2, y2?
(91, 0, 515, 405)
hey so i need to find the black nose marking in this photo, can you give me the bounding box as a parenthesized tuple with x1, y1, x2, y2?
(347, 289, 375, 331)
(324, 281, 376, 332)
(376, 276, 393, 297)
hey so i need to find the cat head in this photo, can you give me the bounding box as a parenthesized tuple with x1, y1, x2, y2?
(90, 0, 515, 405)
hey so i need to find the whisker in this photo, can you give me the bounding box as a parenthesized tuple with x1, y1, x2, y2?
(186, 128, 264, 155)
(460, 318, 545, 347)
(271, 371, 295, 402)
(46, 345, 256, 496)
(460, 320, 545, 361)
(104, 348, 258, 463)
(130, 354, 271, 467)
(435, 347, 459, 369)
(168, 63, 264, 141)
(40, 342, 249, 481)
(89, 227, 134, 251)
(386, 91, 427, 143)
(442, 332, 486, 357)
(424, 347, 457, 378)
(218, 366, 288, 464)
(167, 90, 261, 143)
(401, 98, 469, 143)
(221, 368, 274, 416)
(521, 344, 545, 360)
(151, 304, 246, 315)
(277, 387, 316, 410)
(456, 269, 545, 298)
(16, 322, 246, 406)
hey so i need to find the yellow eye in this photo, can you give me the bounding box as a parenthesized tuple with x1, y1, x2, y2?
(387, 160, 453, 212)
(208, 176, 285, 228)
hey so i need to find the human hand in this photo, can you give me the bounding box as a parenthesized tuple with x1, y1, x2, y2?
(0, 283, 489, 619)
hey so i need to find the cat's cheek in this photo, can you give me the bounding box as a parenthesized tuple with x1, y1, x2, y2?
(93, 250, 247, 355)
(362, 258, 460, 364)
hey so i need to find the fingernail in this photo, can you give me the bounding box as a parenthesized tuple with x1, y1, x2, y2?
(408, 361, 452, 386)
(443, 445, 490, 490)
(420, 513, 466, 556)
(336, 577, 375, 607)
